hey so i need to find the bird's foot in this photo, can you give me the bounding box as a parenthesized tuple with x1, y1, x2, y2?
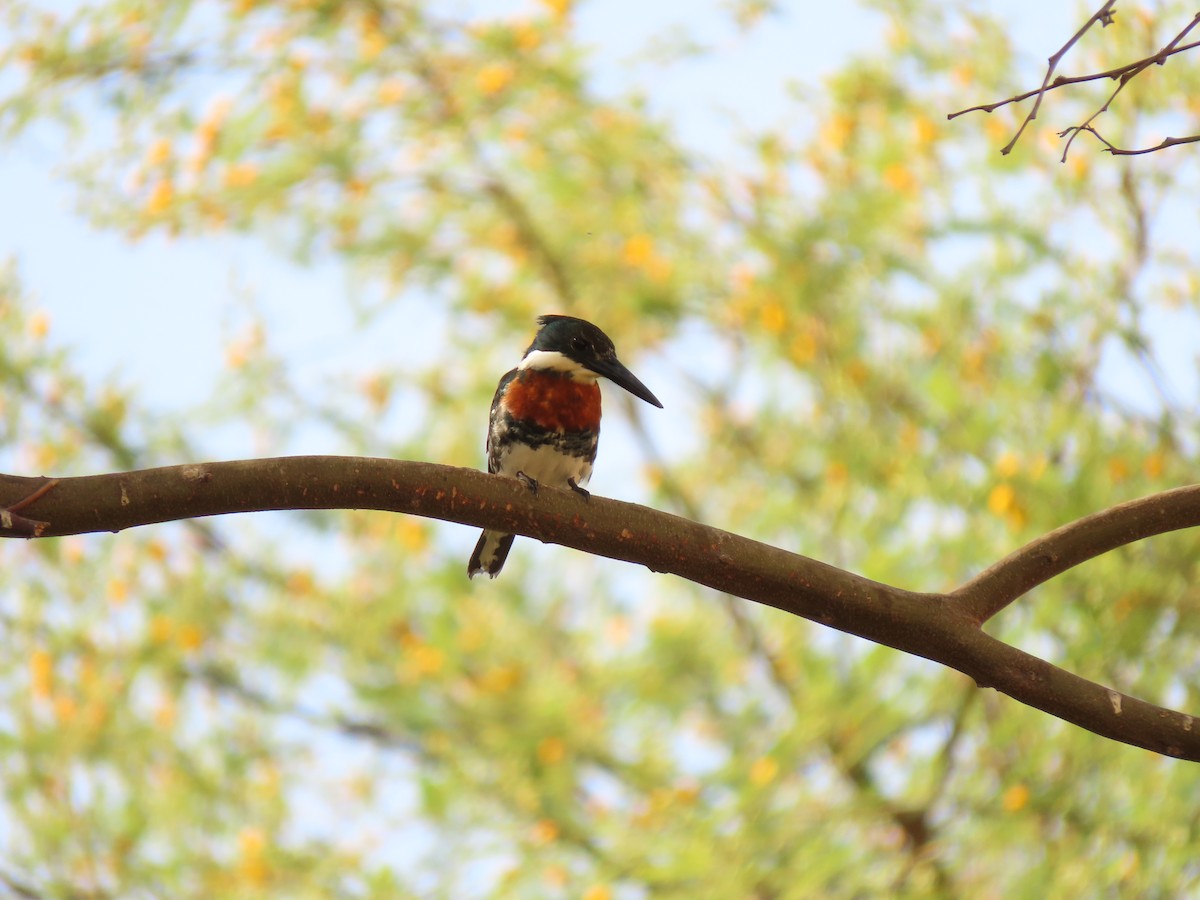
(567, 478, 590, 501)
(516, 471, 540, 495)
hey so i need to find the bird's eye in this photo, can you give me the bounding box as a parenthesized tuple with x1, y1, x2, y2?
(570, 336, 590, 353)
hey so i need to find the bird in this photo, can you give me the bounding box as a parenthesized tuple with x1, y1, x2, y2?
(468, 314, 663, 579)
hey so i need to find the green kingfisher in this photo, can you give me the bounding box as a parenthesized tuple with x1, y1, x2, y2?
(468, 315, 663, 579)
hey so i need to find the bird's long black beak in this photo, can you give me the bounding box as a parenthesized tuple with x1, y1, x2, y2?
(589, 355, 663, 409)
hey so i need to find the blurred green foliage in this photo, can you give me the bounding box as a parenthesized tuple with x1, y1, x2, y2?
(1, 0, 1200, 896)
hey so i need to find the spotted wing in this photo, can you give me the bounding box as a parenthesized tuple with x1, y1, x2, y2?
(485, 368, 518, 475)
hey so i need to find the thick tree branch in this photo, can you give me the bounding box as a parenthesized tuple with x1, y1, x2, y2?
(1, 457, 1198, 760)
(951, 484, 1200, 624)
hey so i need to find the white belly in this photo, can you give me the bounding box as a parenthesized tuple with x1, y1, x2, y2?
(495, 441, 593, 489)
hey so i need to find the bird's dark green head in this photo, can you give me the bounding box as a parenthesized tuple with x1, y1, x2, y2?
(520, 315, 663, 409)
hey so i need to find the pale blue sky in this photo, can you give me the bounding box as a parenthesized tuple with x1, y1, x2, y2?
(1, 0, 1101, 433)
(5, 0, 1198, 888)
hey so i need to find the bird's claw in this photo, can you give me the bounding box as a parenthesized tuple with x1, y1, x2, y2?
(516, 471, 539, 495)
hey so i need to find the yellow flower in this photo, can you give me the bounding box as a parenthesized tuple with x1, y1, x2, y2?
(759, 302, 787, 335)
(144, 179, 175, 216)
(984, 116, 1010, 144)
(514, 22, 541, 51)
(395, 519, 428, 552)
(223, 162, 259, 189)
(1006, 503, 1027, 532)
(155, 696, 177, 729)
(107, 578, 129, 606)
(145, 137, 172, 167)
(377, 78, 407, 105)
(54, 694, 78, 723)
(790, 331, 817, 365)
(729, 261, 756, 293)
(286, 570, 315, 595)
(30, 649, 53, 699)
(238, 828, 270, 886)
(995, 451, 1020, 478)
(1001, 783, 1030, 812)
(1028, 453, 1048, 480)
(820, 113, 854, 151)
(913, 115, 939, 147)
(1108, 457, 1130, 484)
(605, 616, 632, 647)
(479, 664, 522, 693)
(31, 442, 58, 470)
(988, 483, 1015, 516)
(530, 819, 559, 845)
(178, 624, 205, 652)
(359, 23, 387, 60)
(400, 643, 444, 679)
(537, 736, 566, 765)
(1144, 452, 1165, 479)
(646, 254, 673, 283)
(540, 0, 572, 20)
(882, 163, 918, 196)
(582, 887, 612, 900)
(26, 310, 50, 340)
(477, 62, 515, 96)
(149, 614, 173, 644)
(622, 233, 654, 267)
(750, 755, 779, 786)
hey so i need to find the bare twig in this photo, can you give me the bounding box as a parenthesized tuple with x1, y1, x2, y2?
(991, 0, 1117, 155)
(947, 38, 1200, 120)
(949, 6, 1200, 159)
(1, 457, 1199, 759)
(1059, 13, 1200, 160)
(1096, 131, 1200, 155)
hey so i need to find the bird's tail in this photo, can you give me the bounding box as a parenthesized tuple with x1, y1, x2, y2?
(468, 530, 516, 579)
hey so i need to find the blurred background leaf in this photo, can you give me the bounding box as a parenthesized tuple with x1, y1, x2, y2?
(1, 0, 1199, 895)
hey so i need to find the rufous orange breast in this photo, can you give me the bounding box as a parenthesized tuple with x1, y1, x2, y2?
(502, 369, 602, 432)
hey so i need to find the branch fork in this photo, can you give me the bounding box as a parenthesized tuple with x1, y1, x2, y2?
(2, 457, 1198, 760)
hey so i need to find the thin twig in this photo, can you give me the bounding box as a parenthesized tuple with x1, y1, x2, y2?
(1059, 13, 1200, 160)
(1100, 132, 1200, 155)
(950, 6, 1200, 159)
(990, 0, 1118, 156)
(948, 38, 1200, 121)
